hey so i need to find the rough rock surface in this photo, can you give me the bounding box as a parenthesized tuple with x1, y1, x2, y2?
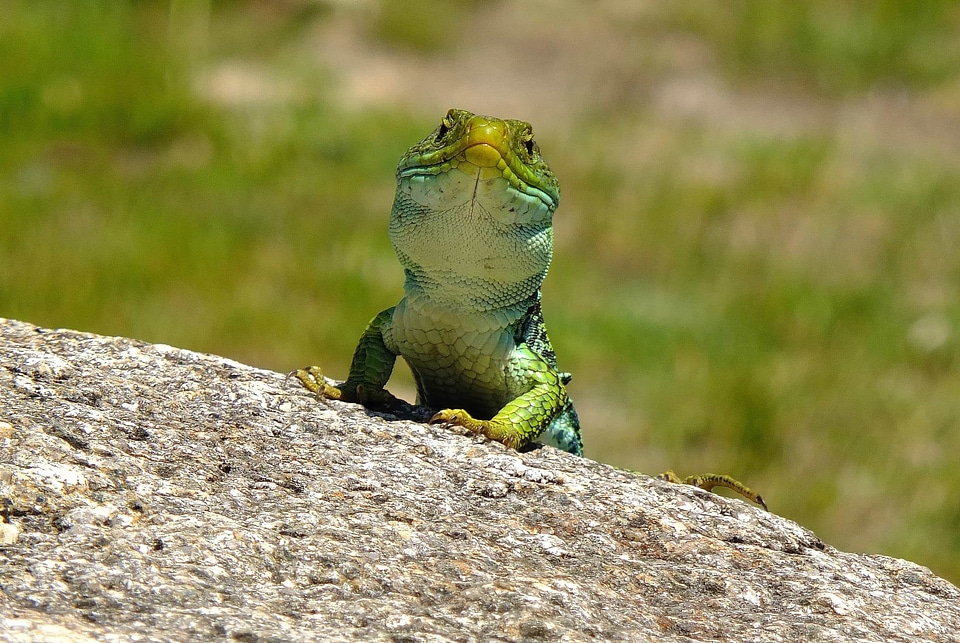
(1, 317, 958, 643)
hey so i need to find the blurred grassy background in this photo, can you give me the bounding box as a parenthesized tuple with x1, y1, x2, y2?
(2, 1, 959, 583)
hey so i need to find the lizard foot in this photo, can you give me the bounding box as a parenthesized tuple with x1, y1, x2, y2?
(293, 366, 401, 409)
(659, 470, 767, 511)
(293, 366, 344, 400)
(429, 409, 523, 450)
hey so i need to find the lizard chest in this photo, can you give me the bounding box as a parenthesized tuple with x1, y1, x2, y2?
(387, 297, 519, 417)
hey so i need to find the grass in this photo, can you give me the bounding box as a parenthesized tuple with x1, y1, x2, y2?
(2, 1, 959, 584)
(660, 0, 960, 94)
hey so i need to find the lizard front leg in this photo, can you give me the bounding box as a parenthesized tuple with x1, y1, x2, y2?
(430, 345, 567, 451)
(296, 307, 404, 411)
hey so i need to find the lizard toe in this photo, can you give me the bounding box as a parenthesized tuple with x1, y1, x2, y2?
(429, 409, 486, 432)
(294, 366, 344, 400)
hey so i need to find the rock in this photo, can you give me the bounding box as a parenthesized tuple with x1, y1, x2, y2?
(1, 317, 958, 642)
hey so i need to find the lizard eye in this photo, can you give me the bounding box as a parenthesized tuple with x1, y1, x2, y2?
(436, 110, 456, 142)
(523, 137, 538, 157)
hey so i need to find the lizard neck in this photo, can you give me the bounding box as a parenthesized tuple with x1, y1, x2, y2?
(389, 187, 553, 317)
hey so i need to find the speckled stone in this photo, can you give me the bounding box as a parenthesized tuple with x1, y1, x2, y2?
(1, 317, 958, 642)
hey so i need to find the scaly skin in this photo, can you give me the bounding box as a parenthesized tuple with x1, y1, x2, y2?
(297, 108, 765, 509)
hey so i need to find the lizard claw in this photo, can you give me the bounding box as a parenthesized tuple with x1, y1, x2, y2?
(430, 408, 470, 426)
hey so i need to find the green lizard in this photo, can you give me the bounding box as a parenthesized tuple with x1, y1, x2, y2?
(297, 108, 766, 510)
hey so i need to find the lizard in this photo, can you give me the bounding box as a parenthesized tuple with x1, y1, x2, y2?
(296, 108, 766, 510)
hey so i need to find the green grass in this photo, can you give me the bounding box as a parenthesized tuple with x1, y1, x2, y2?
(2, 1, 959, 585)
(660, 0, 960, 94)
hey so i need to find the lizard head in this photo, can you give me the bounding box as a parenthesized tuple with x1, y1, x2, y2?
(395, 108, 560, 225)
